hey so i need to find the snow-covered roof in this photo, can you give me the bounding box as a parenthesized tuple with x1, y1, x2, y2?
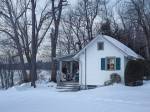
(74, 35, 143, 59)
(54, 53, 77, 61)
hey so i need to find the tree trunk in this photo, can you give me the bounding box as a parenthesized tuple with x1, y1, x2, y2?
(25, 51, 32, 81)
(51, 31, 57, 82)
(17, 44, 28, 82)
(145, 37, 150, 60)
(142, 26, 150, 60)
(31, 0, 37, 88)
(50, 0, 64, 82)
(10, 70, 14, 87)
(0, 69, 4, 89)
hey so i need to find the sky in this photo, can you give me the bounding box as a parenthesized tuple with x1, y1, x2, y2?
(69, 0, 77, 5)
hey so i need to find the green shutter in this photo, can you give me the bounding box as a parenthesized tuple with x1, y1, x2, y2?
(101, 58, 105, 70)
(116, 58, 121, 70)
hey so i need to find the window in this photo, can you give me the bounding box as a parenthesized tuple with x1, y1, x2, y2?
(101, 57, 121, 71)
(97, 42, 104, 50)
(107, 57, 115, 70)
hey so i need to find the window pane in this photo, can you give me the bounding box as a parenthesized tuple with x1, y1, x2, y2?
(107, 58, 115, 70)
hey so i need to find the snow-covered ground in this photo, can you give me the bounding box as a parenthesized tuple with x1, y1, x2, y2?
(0, 81, 150, 112)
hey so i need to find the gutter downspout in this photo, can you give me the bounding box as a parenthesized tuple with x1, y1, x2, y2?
(80, 60, 82, 87)
(85, 48, 87, 89)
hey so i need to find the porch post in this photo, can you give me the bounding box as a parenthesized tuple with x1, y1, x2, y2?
(70, 61, 73, 75)
(57, 60, 62, 86)
(59, 61, 62, 81)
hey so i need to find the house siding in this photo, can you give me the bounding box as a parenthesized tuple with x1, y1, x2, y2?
(79, 37, 125, 86)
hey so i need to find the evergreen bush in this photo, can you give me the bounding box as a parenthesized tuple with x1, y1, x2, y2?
(142, 60, 150, 80)
(125, 60, 144, 86)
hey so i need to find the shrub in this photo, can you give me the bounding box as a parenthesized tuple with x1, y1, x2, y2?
(104, 73, 121, 86)
(142, 60, 150, 80)
(125, 60, 144, 86)
(110, 73, 121, 83)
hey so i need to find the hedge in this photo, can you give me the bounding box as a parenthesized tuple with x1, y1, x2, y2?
(125, 60, 144, 86)
(142, 60, 150, 79)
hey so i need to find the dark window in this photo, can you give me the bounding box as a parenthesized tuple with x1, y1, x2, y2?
(97, 42, 104, 50)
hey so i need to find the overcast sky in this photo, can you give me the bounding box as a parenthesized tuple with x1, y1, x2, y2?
(69, 0, 77, 5)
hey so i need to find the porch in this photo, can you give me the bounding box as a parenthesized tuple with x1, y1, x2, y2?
(55, 53, 79, 88)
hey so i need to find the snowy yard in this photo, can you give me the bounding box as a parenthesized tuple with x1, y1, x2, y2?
(0, 81, 150, 112)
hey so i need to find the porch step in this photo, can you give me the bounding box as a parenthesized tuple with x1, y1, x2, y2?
(56, 86, 80, 90)
(58, 85, 79, 88)
(56, 82, 80, 92)
(63, 82, 79, 85)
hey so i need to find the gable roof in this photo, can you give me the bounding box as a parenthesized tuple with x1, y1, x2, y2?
(74, 35, 143, 59)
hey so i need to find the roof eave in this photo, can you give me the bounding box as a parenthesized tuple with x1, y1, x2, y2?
(126, 55, 144, 60)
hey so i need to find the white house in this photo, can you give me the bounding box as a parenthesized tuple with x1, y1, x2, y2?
(73, 35, 142, 88)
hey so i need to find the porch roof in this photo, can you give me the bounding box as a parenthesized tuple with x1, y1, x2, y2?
(54, 53, 77, 61)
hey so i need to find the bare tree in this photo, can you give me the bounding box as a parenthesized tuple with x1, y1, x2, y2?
(60, 0, 107, 54)
(76, 0, 105, 41)
(61, 9, 86, 52)
(50, 0, 68, 82)
(30, 0, 36, 87)
(0, 49, 16, 89)
(0, 0, 28, 82)
(131, 0, 150, 59)
(30, 0, 52, 87)
(0, 0, 52, 85)
(17, 0, 52, 84)
(118, 0, 150, 59)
